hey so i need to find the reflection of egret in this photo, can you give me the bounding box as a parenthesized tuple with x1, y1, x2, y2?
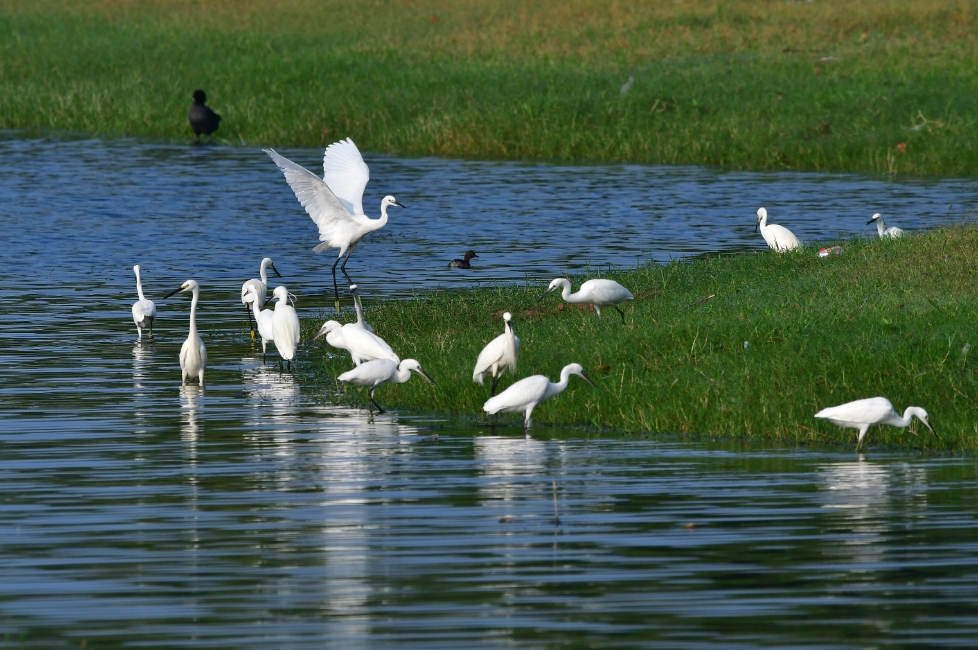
(164, 280, 207, 386)
(131, 265, 156, 340)
(243, 286, 275, 361)
(815, 397, 937, 452)
(179, 384, 202, 455)
(473, 311, 520, 396)
(270, 286, 300, 370)
(538, 278, 633, 323)
(755, 207, 801, 252)
(817, 459, 892, 565)
(868, 213, 904, 239)
(484, 363, 594, 433)
(241, 257, 282, 339)
(338, 359, 434, 413)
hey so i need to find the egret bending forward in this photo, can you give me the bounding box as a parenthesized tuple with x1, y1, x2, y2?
(271, 286, 301, 370)
(473, 312, 520, 396)
(538, 278, 634, 323)
(756, 207, 801, 252)
(241, 257, 281, 340)
(484, 363, 594, 434)
(868, 213, 904, 239)
(338, 358, 434, 414)
(243, 287, 275, 362)
(131, 264, 156, 340)
(814, 397, 937, 452)
(164, 280, 207, 386)
(313, 320, 398, 366)
(264, 139, 405, 311)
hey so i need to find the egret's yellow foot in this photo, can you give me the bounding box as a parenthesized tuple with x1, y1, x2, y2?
(334, 299, 341, 315)
(250, 329, 256, 342)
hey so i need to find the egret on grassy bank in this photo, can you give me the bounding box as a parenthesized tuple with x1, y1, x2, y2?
(449, 250, 478, 269)
(131, 265, 156, 340)
(340, 323, 398, 366)
(814, 396, 937, 452)
(243, 286, 275, 361)
(349, 284, 373, 332)
(868, 213, 904, 239)
(483, 363, 594, 434)
(264, 139, 406, 311)
(270, 286, 300, 370)
(756, 207, 801, 252)
(338, 358, 435, 413)
(241, 257, 281, 340)
(538, 278, 634, 323)
(189, 90, 221, 139)
(164, 280, 207, 386)
(473, 312, 520, 396)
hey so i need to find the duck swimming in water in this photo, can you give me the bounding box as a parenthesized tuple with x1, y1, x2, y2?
(449, 250, 478, 269)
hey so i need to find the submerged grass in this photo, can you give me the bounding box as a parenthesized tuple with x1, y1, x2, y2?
(303, 223, 978, 451)
(0, 0, 976, 175)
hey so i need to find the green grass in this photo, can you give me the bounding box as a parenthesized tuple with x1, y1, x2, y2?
(0, 0, 976, 175)
(302, 223, 978, 451)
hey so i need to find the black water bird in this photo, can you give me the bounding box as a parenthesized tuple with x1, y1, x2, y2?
(189, 90, 221, 139)
(449, 250, 478, 269)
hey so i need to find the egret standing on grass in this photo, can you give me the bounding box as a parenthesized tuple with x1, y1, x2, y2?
(868, 213, 904, 239)
(338, 358, 435, 414)
(131, 265, 156, 340)
(538, 278, 634, 323)
(755, 207, 801, 252)
(241, 257, 281, 340)
(814, 397, 937, 452)
(270, 286, 300, 370)
(473, 312, 520, 396)
(264, 139, 406, 312)
(349, 284, 373, 332)
(243, 286, 275, 361)
(483, 363, 594, 434)
(164, 280, 207, 386)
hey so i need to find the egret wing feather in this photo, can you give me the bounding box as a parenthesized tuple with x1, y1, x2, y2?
(264, 149, 354, 245)
(323, 138, 370, 216)
(815, 397, 895, 427)
(483, 375, 549, 415)
(341, 325, 399, 365)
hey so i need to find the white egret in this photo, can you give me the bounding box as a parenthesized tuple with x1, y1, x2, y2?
(868, 213, 904, 239)
(340, 323, 398, 366)
(270, 286, 301, 370)
(538, 278, 634, 323)
(131, 264, 156, 340)
(164, 280, 207, 386)
(483, 363, 594, 434)
(241, 257, 281, 340)
(313, 320, 349, 351)
(349, 284, 373, 332)
(814, 397, 937, 452)
(338, 358, 435, 413)
(263, 139, 406, 311)
(473, 312, 520, 396)
(243, 286, 275, 361)
(756, 207, 801, 252)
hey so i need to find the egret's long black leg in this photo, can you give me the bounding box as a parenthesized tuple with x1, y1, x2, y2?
(340, 249, 355, 286)
(245, 305, 256, 341)
(615, 306, 626, 325)
(331, 257, 342, 313)
(369, 389, 386, 414)
(490, 374, 501, 397)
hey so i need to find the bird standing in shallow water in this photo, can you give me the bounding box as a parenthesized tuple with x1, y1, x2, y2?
(868, 213, 904, 239)
(755, 207, 801, 252)
(483, 363, 594, 434)
(188, 90, 221, 139)
(449, 250, 478, 269)
(243, 286, 274, 361)
(338, 358, 434, 413)
(270, 286, 300, 370)
(473, 312, 520, 396)
(241, 257, 281, 340)
(814, 396, 937, 452)
(131, 264, 156, 340)
(164, 280, 207, 386)
(538, 278, 634, 323)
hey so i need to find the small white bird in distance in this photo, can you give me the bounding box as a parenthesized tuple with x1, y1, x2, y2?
(243, 286, 275, 361)
(867, 213, 904, 239)
(473, 312, 520, 396)
(164, 280, 207, 386)
(814, 396, 937, 452)
(270, 286, 301, 370)
(131, 264, 156, 340)
(338, 358, 435, 413)
(241, 257, 281, 340)
(538, 278, 634, 323)
(264, 139, 406, 312)
(483, 363, 594, 434)
(756, 207, 801, 252)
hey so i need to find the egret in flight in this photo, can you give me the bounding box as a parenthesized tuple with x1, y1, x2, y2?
(338, 358, 435, 414)
(131, 264, 156, 340)
(483, 363, 594, 434)
(868, 213, 904, 239)
(538, 278, 634, 323)
(756, 207, 801, 252)
(473, 312, 520, 396)
(241, 257, 281, 340)
(270, 286, 301, 370)
(164, 280, 207, 386)
(264, 139, 406, 311)
(814, 396, 937, 452)
(243, 286, 274, 362)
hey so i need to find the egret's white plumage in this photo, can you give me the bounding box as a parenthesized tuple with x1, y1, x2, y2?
(243, 286, 275, 359)
(241, 257, 281, 338)
(538, 278, 634, 323)
(756, 207, 801, 252)
(312, 319, 349, 351)
(814, 396, 937, 452)
(263, 139, 405, 308)
(270, 286, 301, 369)
(338, 358, 435, 413)
(340, 323, 399, 366)
(473, 312, 520, 395)
(165, 280, 207, 386)
(131, 264, 156, 340)
(349, 284, 374, 332)
(868, 213, 904, 239)
(483, 363, 594, 433)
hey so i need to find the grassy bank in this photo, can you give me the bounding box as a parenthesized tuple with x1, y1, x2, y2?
(1, 0, 976, 175)
(303, 224, 978, 450)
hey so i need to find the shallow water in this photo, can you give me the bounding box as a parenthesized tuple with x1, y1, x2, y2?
(3, 132, 978, 647)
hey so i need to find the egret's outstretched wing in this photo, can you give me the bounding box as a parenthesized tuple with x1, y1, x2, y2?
(323, 138, 370, 216)
(264, 149, 353, 242)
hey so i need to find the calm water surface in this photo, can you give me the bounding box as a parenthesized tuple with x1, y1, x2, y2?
(3, 133, 978, 647)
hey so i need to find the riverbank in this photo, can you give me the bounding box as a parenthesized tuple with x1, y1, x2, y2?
(303, 224, 978, 450)
(1, 0, 975, 176)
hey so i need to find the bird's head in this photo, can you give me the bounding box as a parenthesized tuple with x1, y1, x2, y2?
(133, 264, 141, 275)
(262, 258, 282, 278)
(402, 359, 435, 386)
(382, 195, 406, 210)
(503, 311, 512, 323)
(566, 362, 595, 387)
(312, 320, 342, 341)
(913, 408, 938, 440)
(192, 90, 207, 104)
(537, 278, 568, 304)
(755, 207, 767, 232)
(242, 287, 259, 304)
(867, 213, 882, 225)
(165, 279, 198, 299)
(464, 250, 478, 261)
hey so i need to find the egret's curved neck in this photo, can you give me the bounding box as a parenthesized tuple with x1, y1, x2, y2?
(395, 364, 413, 384)
(555, 280, 578, 302)
(189, 288, 200, 337)
(135, 271, 146, 301)
(259, 263, 269, 286)
(901, 407, 924, 427)
(757, 213, 768, 234)
(249, 297, 263, 319)
(367, 202, 391, 232)
(353, 292, 366, 324)
(875, 220, 886, 236)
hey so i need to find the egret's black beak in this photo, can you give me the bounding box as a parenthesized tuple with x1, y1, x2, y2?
(394, 201, 407, 209)
(536, 288, 555, 305)
(925, 421, 938, 440)
(271, 263, 282, 278)
(866, 218, 877, 225)
(418, 368, 435, 386)
(754, 219, 760, 233)
(580, 372, 595, 387)
(164, 286, 185, 299)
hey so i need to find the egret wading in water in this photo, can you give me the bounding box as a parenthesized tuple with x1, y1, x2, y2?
(538, 278, 634, 323)
(338, 358, 434, 414)
(484, 363, 594, 434)
(264, 139, 406, 312)
(473, 312, 520, 396)
(868, 213, 904, 239)
(243, 286, 275, 362)
(241, 257, 281, 340)
(270, 286, 301, 370)
(449, 250, 478, 269)
(164, 280, 207, 386)
(814, 397, 937, 452)
(131, 264, 156, 340)
(755, 207, 801, 252)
